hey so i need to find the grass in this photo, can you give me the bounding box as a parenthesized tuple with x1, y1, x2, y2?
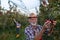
(0, 27, 26, 40)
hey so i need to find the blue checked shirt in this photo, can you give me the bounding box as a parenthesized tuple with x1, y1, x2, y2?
(25, 25, 42, 40)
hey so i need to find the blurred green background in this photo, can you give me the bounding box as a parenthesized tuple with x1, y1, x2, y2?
(0, 0, 60, 40)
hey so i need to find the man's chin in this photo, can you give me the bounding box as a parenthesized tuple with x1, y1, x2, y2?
(30, 23, 37, 26)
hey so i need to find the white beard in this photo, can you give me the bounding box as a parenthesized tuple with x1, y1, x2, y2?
(30, 22, 37, 26)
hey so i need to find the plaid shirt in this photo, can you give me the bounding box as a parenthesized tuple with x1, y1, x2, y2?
(25, 25, 42, 40)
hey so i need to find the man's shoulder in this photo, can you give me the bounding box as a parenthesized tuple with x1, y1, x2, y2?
(37, 24, 43, 30)
(25, 25, 31, 30)
(25, 25, 42, 29)
(37, 24, 42, 27)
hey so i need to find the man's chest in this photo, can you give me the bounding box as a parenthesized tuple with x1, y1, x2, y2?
(28, 28, 40, 36)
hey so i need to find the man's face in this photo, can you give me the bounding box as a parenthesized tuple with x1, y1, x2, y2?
(28, 17, 37, 26)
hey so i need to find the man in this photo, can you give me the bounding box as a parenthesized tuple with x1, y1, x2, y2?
(25, 13, 56, 40)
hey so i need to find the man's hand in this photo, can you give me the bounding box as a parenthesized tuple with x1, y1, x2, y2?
(53, 20, 57, 26)
(34, 20, 51, 40)
(43, 20, 51, 29)
(43, 20, 57, 36)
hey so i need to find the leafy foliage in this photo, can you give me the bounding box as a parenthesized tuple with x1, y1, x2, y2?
(0, 0, 60, 40)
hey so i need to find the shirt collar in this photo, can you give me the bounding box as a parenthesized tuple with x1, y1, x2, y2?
(29, 25, 39, 30)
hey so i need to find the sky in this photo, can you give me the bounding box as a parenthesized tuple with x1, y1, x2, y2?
(1, 0, 49, 15)
(1, 0, 40, 15)
(1, 0, 9, 10)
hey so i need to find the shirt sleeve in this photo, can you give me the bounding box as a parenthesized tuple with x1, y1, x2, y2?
(38, 25, 43, 31)
(39, 25, 50, 33)
(44, 28, 51, 34)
